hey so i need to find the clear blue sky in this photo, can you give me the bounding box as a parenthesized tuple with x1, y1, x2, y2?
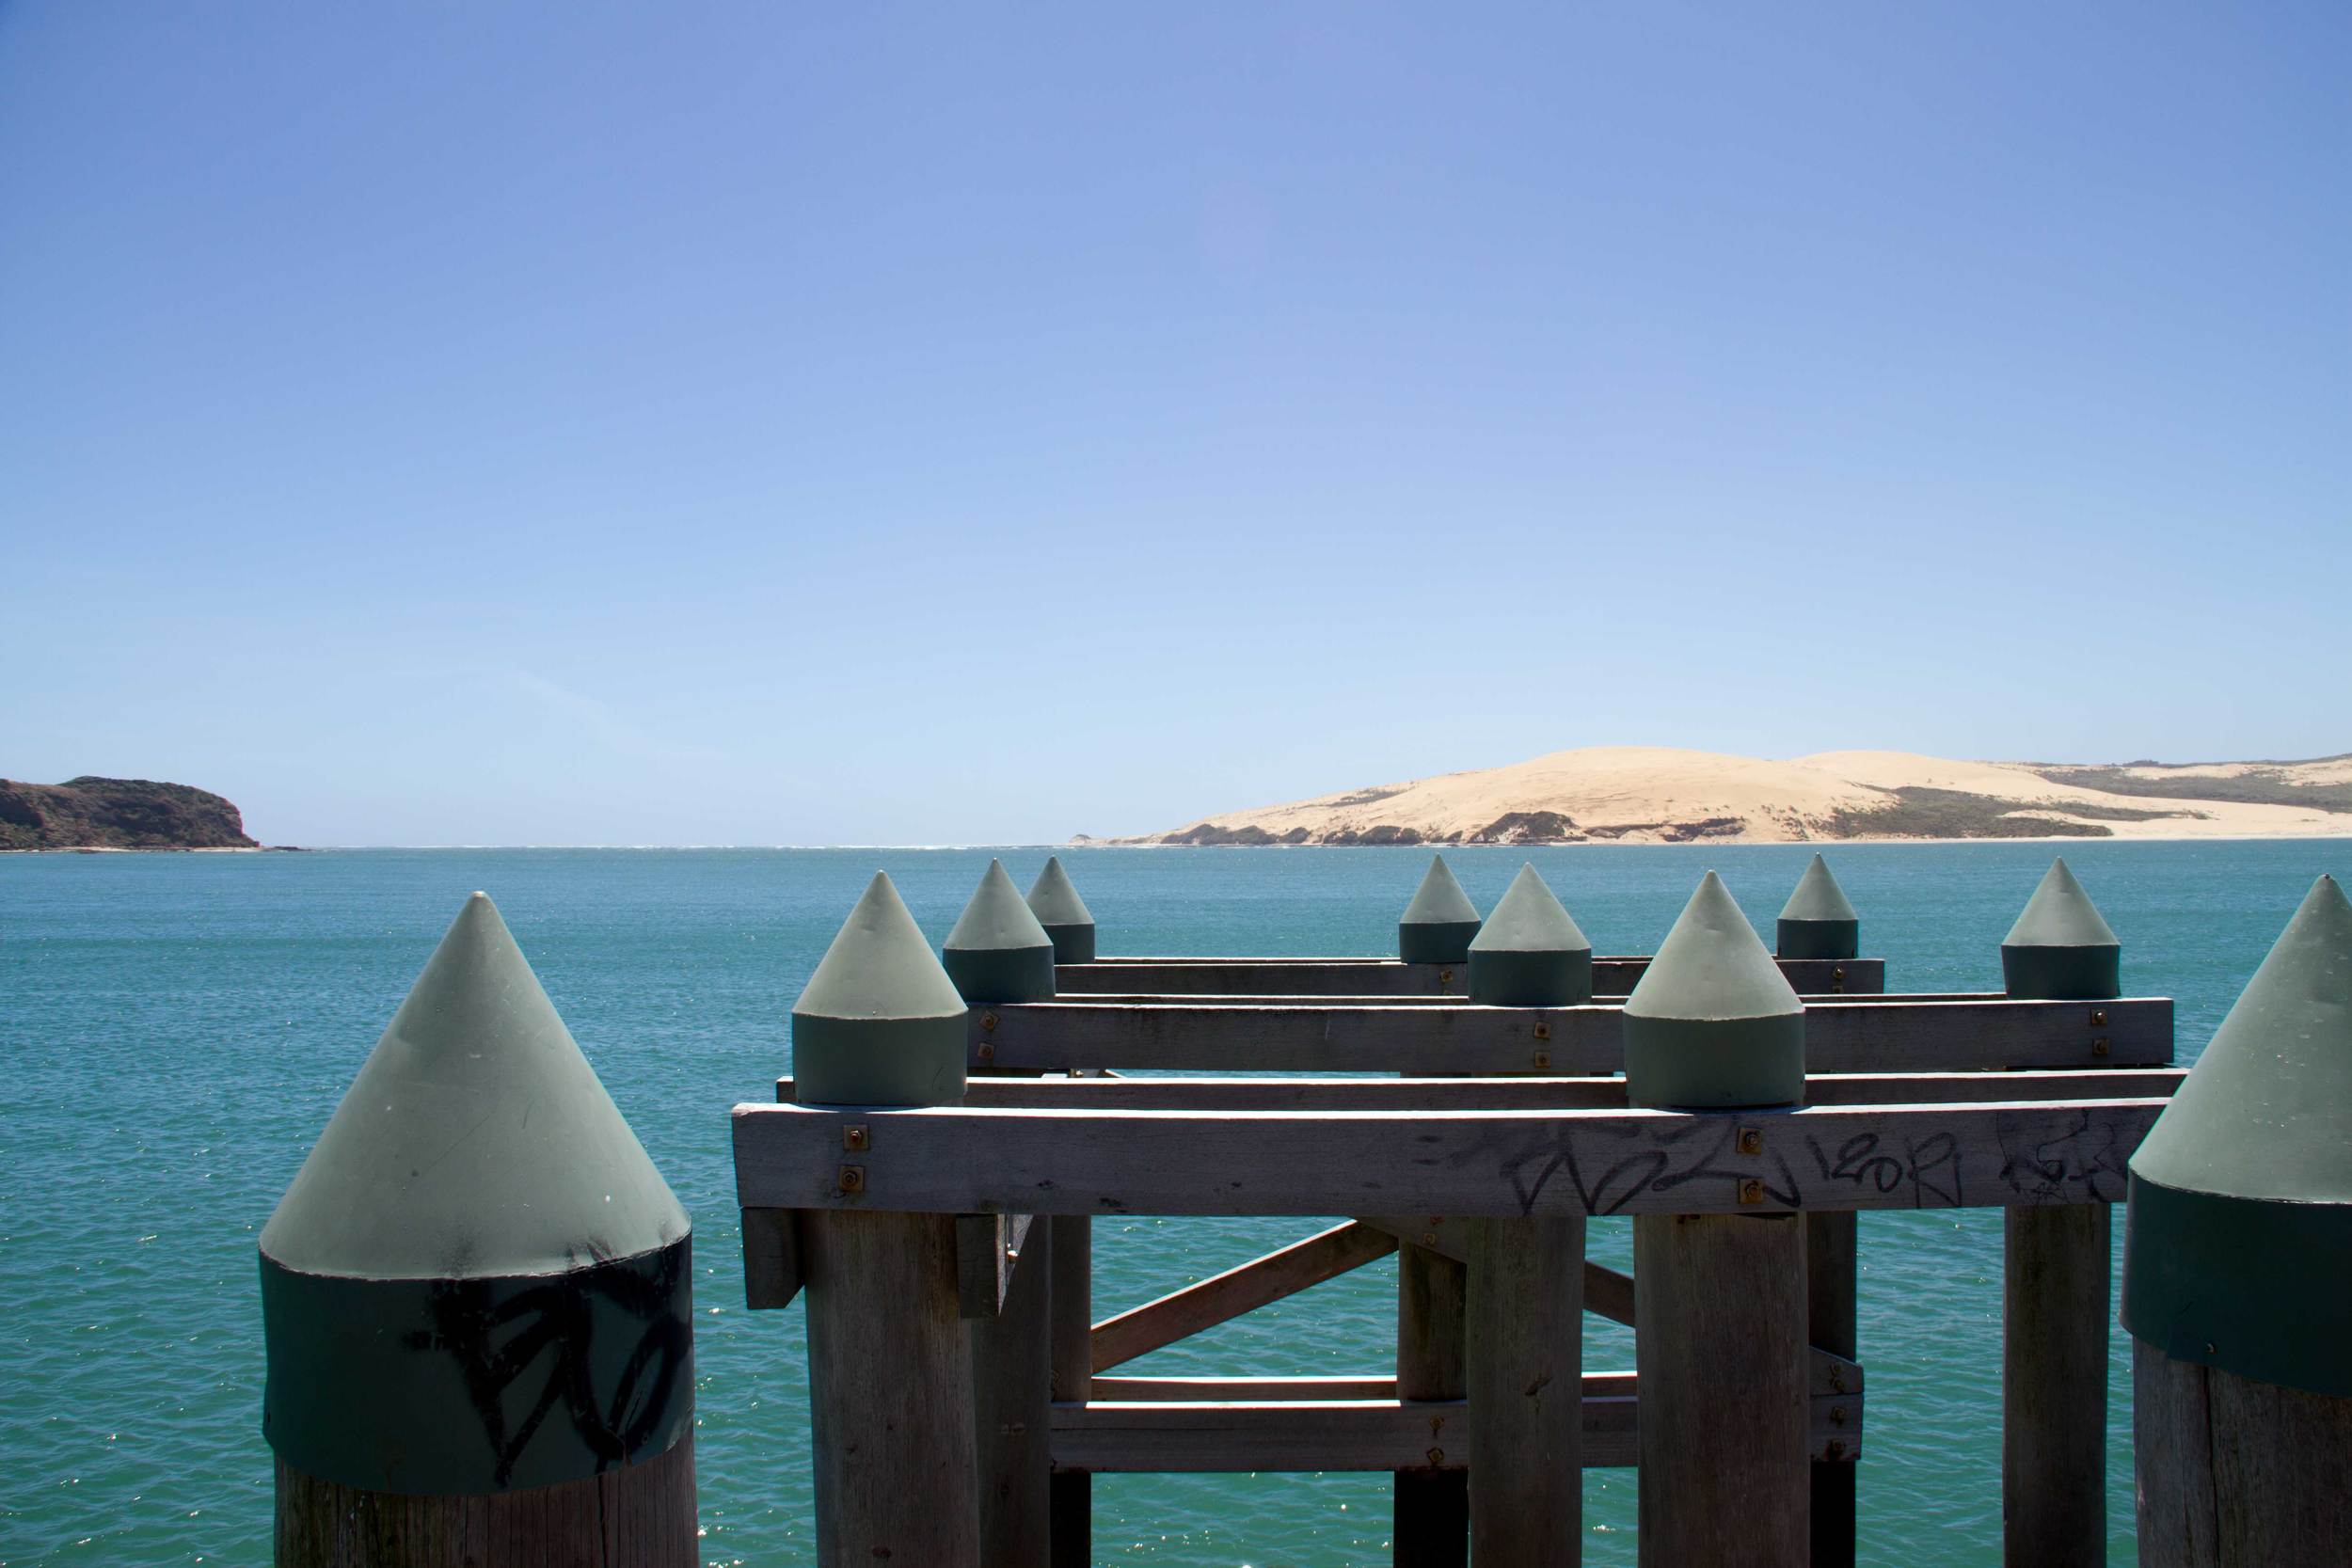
(4, 4, 2346, 846)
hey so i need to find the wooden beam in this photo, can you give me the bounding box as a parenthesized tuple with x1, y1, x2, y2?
(734, 1098, 2168, 1217)
(1090, 1221, 1397, 1372)
(1057, 957, 1885, 996)
(1356, 1216, 1635, 1327)
(789, 1068, 2185, 1112)
(740, 1206, 802, 1309)
(968, 996, 2172, 1074)
(1047, 1374, 1862, 1472)
(955, 1212, 1037, 1320)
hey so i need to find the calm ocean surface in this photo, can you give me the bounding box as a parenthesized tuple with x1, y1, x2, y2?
(4, 839, 2346, 1567)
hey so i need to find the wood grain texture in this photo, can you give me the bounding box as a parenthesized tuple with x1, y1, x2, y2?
(1808, 1210, 1861, 1567)
(802, 1209, 979, 1568)
(972, 1216, 1052, 1568)
(1048, 1216, 1091, 1568)
(1091, 1221, 1396, 1372)
(789, 1068, 2183, 1112)
(1057, 957, 1884, 996)
(957, 1211, 1036, 1320)
(733, 1099, 2165, 1217)
(1634, 1212, 1810, 1568)
(2004, 1203, 2110, 1568)
(1466, 1214, 1584, 1568)
(965, 996, 2169, 1074)
(2132, 1342, 2352, 1565)
(1395, 1242, 1468, 1568)
(739, 1206, 802, 1309)
(274, 1435, 697, 1567)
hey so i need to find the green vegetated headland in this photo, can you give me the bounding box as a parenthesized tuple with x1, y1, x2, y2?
(0, 777, 261, 850)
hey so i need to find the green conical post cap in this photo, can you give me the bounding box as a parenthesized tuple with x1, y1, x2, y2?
(2123, 875, 2352, 1396)
(793, 872, 971, 1106)
(943, 859, 1057, 1004)
(1624, 871, 1806, 1109)
(1399, 855, 1483, 964)
(1776, 853, 1859, 960)
(1026, 855, 1097, 964)
(2001, 858, 2122, 1000)
(258, 893, 694, 1495)
(1469, 863, 1593, 1007)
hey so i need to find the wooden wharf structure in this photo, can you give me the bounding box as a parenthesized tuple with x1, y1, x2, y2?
(254, 853, 2352, 1568)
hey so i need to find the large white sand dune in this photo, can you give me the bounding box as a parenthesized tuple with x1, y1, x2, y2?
(1119, 746, 2351, 847)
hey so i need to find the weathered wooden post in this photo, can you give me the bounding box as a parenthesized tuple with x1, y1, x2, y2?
(1398, 853, 1482, 966)
(1468, 862, 1592, 1007)
(1999, 857, 2119, 1568)
(1396, 855, 1480, 1565)
(944, 860, 1057, 1564)
(1049, 1215, 1092, 1568)
(791, 872, 980, 1568)
(2123, 874, 2352, 1564)
(1026, 855, 1098, 964)
(1627, 871, 1810, 1568)
(260, 893, 697, 1567)
(1778, 852, 1862, 1568)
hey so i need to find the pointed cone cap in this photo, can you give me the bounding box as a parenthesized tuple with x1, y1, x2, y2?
(1470, 864, 1590, 954)
(1780, 855, 1858, 924)
(946, 860, 1055, 953)
(2001, 858, 2120, 1000)
(2004, 858, 2119, 948)
(1026, 856, 1094, 928)
(1777, 853, 1860, 960)
(1399, 855, 1483, 963)
(942, 860, 1057, 1003)
(2123, 876, 2352, 1394)
(792, 873, 969, 1105)
(797, 872, 970, 1022)
(257, 895, 694, 1495)
(1624, 872, 1805, 1108)
(260, 893, 688, 1279)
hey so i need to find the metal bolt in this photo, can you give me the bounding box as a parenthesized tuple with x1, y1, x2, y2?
(980, 1010, 1001, 1031)
(1438, 969, 1454, 987)
(1830, 1404, 1848, 1426)
(1737, 1127, 1762, 1156)
(837, 1164, 866, 1194)
(2090, 1007, 2107, 1027)
(1825, 1439, 1847, 1462)
(1422, 1232, 1438, 1247)
(1426, 1447, 1445, 1466)
(842, 1124, 870, 1151)
(977, 1042, 996, 1064)
(1738, 1178, 1764, 1206)
(2091, 1037, 2110, 1057)
(1832, 966, 1846, 983)
(1532, 1051, 1550, 1070)
(1533, 1021, 1551, 1040)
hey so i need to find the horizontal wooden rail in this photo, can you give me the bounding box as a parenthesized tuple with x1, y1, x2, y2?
(783, 1068, 2185, 1112)
(733, 1097, 2166, 1216)
(1050, 1369, 1862, 1471)
(1091, 1221, 1397, 1372)
(1053, 990, 1995, 1007)
(967, 996, 2170, 1074)
(1060, 956, 1883, 996)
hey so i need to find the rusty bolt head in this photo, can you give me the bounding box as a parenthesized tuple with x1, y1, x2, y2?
(843, 1124, 870, 1151)
(1737, 1127, 1762, 1156)
(1738, 1178, 1764, 1206)
(1533, 1020, 1551, 1040)
(2091, 1037, 2110, 1057)
(1421, 1231, 1438, 1246)
(1438, 969, 1454, 987)
(1825, 1439, 1847, 1462)
(980, 1009, 1001, 1031)
(1425, 1447, 1445, 1466)
(977, 1042, 996, 1064)
(2090, 1007, 2107, 1027)
(1832, 966, 1846, 982)
(1830, 1404, 1848, 1426)
(1533, 1051, 1551, 1070)
(837, 1164, 866, 1194)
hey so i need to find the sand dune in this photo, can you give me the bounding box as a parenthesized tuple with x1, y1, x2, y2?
(1111, 746, 2352, 847)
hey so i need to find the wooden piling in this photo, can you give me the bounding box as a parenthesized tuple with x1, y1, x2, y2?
(1634, 1213, 1810, 1565)
(1466, 1215, 1584, 1568)
(2122, 876, 2352, 1566)
(1806, 1211, 1859, 1568)
(973, 1220, 1052, 1568)
(1395, 1240, 1469, 1567)
(261, 894, 697, 1568)
(2000, 858, 2121, 1568)
(1050, 1216, 1093, 1568)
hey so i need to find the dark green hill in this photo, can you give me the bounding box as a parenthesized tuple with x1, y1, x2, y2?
(0, 777, 260, 850)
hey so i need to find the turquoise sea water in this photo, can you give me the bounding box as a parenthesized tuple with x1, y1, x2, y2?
(4, 839, 2346, 1567)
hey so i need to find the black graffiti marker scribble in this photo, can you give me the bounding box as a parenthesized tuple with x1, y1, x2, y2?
(404, 1246, 691, 1486)
(1804, 1126, 1966, 1209)
(1997, 1110, 2125, 1204)
(1644, 1117, 1804, 1209)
